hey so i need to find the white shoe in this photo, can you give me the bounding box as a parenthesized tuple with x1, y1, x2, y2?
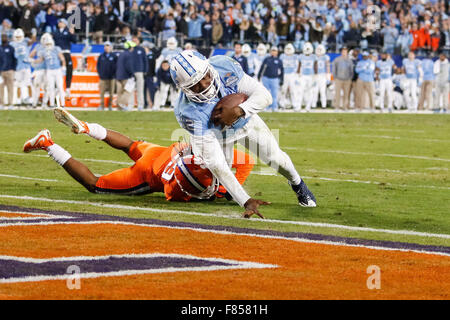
(53, 107, 89, 134)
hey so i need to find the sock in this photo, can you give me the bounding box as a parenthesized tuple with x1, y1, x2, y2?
(86, 123, 107, 140)
(47, 144, 71, 166)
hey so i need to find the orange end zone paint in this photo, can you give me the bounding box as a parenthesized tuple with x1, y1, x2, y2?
(0, 223, 448, 300)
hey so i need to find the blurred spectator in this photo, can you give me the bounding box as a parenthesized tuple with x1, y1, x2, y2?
(0, 34, 16, 108)
(434, 53, 449, 112)
(232, 42, 248, 74)
(131, 36, 148, 111)
(53, 18, 76, 95)
(332, 46, 353, 110)
(381, 21, 399, 55)
(201, 14, 212, 47)
(115, 40, 135, 111)
(92, 5, 107, 44)
(96, 41, 117, 111)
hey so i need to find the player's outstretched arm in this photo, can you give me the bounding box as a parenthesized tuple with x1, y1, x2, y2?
(191, 132, 270, 218)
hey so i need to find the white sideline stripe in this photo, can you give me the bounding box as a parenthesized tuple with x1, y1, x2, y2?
(0, 220, 448, 258)
(0, 151, 132, 166)
(0, 194, 449, 240)
(0, 210, 72, 220)
(0, 253, 277, 284)
(355, 134, 447, 143)
(251, 171, 450, 190)
(0, 174, 58, 182)
(284, 147, 450, 162)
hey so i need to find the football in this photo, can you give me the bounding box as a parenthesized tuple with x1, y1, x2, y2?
(211, 93, 248, 128)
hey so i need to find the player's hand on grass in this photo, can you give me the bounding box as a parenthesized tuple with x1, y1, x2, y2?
(243, 198, 271, 219)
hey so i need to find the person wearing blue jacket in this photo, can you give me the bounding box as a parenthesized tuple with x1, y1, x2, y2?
(0, 34, 16, 109)
(131, 36, 148, 111)
(53, 19, 76, 96)
(258, 46, 284, 111)
(115, 40, 136, 111)
(355, 51, 376, 111)
(96, 42, 117, 111)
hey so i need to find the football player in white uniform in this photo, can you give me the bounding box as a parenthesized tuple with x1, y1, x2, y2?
(279, 43, 299, 109)
(242, 43, 257, 77)
(11, 28, 34, 106)
(253, 43, 268, 79)
(402, 51, 422, 112)
(297, 42, 316, 111)
(375, 51, 397, 112)
(170, 50, 316, 217)
(312, 44, 330, 109)
(33, 36, 66, 108)
(156, 37, 182, 70)
(29, 33, 51, 108)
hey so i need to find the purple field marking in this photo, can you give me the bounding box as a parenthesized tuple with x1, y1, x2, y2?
(0, 204, 449, 256)
(0, 255, 235, 280)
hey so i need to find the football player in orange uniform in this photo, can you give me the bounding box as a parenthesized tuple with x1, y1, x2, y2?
(23, 107, 255, 206)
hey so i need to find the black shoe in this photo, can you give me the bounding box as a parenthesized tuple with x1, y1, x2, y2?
(290, 180, 317, 207)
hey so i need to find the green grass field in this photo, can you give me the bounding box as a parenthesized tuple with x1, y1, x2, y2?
(0, 110, 449, 246)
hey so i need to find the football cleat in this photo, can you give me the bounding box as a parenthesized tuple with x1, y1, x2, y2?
(290, 180, 317, 207)
(53, 106, 89, 134)
(23, 129, 54, 153)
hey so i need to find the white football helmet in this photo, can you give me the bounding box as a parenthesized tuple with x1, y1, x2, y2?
(303, 42, 313, 55)
(284, 43, 295, 55)
(170, 50, 220, 103)
(43, 36, 55, 49)
(315, 44, 326, 56)
(257, 43, 267, 56)
(13, 28, 24, 42)
(242, 44, 251, 58)
(167, 37, 178, 50)
(40, 32, 52, 45)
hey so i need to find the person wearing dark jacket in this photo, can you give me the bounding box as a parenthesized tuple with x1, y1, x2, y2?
(232, 42, 249, 74)
(115, 40, 136, 111)
(96, 42, 117, 110)
(0, 34, 16, 108)
(142, 42, 158, 109)
(132, 36, 148, 110)
(258, 46, 283, 112)
(53, 18, 76, 95)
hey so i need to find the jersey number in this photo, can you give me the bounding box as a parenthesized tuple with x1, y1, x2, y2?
(161, 161, 177, 182)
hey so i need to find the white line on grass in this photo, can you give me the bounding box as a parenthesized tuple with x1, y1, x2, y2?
(251, 170, 450, 190)
(283, 147, 450, 162)
(0, 194, 449, 240)
(0, 174, 59, 182)
(0, 220, 448, 257)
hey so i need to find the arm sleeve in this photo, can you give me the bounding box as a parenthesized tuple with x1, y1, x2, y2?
(237, 73, 272, 118)
(231, 149, 255, 185)
(190, 132, 251, 207)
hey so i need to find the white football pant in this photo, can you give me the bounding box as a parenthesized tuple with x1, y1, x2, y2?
(312, 74, 327, 108)
(46, 68, 65, 107)
(296, 75, 315, 111)
(378, 78, 393, 110)
(32, 70, 48, 106)
(153, 83, 179, 109)
(279, 73, 299, 109)
(221, 114, 302, 186)
(403, 78, 418, 111)
(15, 68, 34, 102)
